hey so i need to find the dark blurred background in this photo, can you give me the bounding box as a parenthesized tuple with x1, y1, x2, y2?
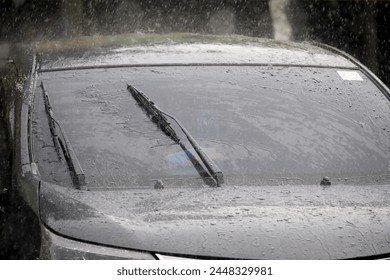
(0, 0, 389, 86)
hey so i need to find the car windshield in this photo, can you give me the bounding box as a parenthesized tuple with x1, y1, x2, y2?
(32, 64, 390, 189)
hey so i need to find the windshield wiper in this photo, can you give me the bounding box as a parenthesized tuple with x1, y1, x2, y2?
(127, 84, 224, 187)
(40, 82, 86, 187)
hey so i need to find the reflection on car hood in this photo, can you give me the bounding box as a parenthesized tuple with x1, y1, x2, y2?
(39, 182, 390, 259)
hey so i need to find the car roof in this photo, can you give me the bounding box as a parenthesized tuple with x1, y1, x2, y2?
(37, 33, 357, 70)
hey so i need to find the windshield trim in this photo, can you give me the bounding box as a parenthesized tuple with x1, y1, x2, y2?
(39, 63, 359, 73)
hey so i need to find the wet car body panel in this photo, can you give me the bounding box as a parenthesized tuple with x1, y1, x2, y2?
(40, 182, 390, 259)
(15, 34, 390, 259)
(39, 37, 357, 71)
(15, 54, 40, 214)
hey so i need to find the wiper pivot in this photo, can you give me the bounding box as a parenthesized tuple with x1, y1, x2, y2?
(127, 84, 224, 187)
(40, 82, 86, 187)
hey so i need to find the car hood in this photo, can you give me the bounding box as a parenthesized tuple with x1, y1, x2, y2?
(39, 182, 390, 259)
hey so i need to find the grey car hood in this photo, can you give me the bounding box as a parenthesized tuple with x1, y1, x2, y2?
(39, 182, 390, 259)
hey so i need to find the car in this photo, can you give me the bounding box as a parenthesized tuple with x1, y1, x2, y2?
(9, 33, 390, 259)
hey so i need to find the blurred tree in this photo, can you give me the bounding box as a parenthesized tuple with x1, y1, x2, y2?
(63, 0, 83, 37)
(270, 0, 293, 41)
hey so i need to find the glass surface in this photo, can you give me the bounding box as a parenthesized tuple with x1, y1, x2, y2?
(33, 66, 390, 188)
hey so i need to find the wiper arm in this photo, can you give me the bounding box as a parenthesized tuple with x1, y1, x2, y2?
(40, 82, 86, 187)
(127, 84, 224, 187)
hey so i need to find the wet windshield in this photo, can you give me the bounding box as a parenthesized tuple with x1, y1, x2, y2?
(2, 1, 389, 190)
(32, 65, 390, 188)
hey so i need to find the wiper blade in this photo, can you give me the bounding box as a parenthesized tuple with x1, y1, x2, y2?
(40, 82, 86, 187)
(127, 84, 224, 187)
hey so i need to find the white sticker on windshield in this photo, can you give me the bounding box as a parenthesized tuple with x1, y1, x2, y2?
(337, 71, 364, 81)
